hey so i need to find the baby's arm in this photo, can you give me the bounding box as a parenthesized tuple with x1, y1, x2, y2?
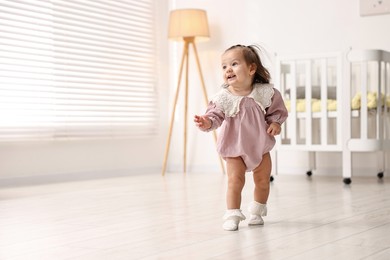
(194, 102, 225, 132)
(265, 88, 288, 136)
(194, 115, 212, 131)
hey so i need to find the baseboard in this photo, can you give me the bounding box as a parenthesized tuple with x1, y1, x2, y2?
(0, 167, 160, 187)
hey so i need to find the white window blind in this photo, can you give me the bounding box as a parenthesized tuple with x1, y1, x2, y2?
(0, 0, 158, 141)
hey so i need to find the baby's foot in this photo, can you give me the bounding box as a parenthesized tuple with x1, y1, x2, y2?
(248, 201, 267, 225)
(222, 209, 246, 231)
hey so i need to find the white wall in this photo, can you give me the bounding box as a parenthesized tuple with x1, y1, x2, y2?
(2, 0, 389, 181)
(0, 1, 171, 181)
(167, 0, 390, 176)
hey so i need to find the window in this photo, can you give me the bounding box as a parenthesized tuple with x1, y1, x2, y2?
(0, 0, 158, 141)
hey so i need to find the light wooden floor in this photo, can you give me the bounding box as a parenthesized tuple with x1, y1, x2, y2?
(1, 172, 390, 260)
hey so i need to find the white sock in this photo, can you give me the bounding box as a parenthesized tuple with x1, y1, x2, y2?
(222, 209, 246, 231)
(248, 201, 267, 225)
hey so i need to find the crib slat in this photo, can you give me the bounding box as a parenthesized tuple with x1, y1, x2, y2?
(337, 55, 343, 148)
(305, 60, 312, 145)
(290, 61, 297, 145)
(377, 61, 382, 141)
(361, 62, 368, 139)
(320, 59, 328, 145)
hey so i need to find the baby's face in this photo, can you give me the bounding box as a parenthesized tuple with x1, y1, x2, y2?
(221, 49, 254, 88)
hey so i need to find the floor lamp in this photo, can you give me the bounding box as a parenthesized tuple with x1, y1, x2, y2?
(161, 9, 225, 176)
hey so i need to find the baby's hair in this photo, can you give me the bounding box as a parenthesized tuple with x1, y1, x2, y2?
(225, 44, 271, 84)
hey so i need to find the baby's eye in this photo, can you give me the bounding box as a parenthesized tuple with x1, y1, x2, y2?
(222, 65, 227, 70)
(232, 62, 238, 66)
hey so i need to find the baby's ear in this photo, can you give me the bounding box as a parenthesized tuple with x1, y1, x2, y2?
(250, 63, 257, 75)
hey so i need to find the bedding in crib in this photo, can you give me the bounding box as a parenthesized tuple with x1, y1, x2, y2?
(284, 91, 390, 112)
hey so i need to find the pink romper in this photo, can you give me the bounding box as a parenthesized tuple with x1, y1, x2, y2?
(203, 83, 288, 172)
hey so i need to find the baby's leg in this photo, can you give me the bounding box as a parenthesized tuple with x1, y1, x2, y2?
(248, 152, 271, 225)
(253, 152, 272, 203)
(223, 157, 246, 231)
(226, 157, 246, 209)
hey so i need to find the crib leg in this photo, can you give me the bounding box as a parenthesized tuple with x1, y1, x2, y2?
(307, 152, 316, 177)
(377, 151, 385, 179)
(342, 150, 352, 184)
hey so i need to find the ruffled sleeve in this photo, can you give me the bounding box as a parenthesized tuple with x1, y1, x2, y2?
(202, 102, 225, 132)
(265, 88, 288, 124)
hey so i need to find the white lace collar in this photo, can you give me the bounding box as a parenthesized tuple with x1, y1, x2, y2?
(210, 83, 274, 117)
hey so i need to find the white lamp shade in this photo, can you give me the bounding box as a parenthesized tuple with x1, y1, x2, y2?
(168, 9, 210, 41)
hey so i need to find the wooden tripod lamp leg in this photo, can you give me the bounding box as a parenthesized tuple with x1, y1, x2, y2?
(191, 43, 226, 175)
(161, 42, 189, 176)
(183, 41, 190, 174)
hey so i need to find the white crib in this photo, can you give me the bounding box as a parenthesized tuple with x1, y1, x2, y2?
(272, 49, 390, 184)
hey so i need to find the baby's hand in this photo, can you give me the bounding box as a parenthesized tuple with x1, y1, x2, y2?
(267, 122, 281, 136)
(194, 115, 211, 130)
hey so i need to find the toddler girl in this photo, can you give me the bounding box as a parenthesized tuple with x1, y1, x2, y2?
(194, 44, 288, 231)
